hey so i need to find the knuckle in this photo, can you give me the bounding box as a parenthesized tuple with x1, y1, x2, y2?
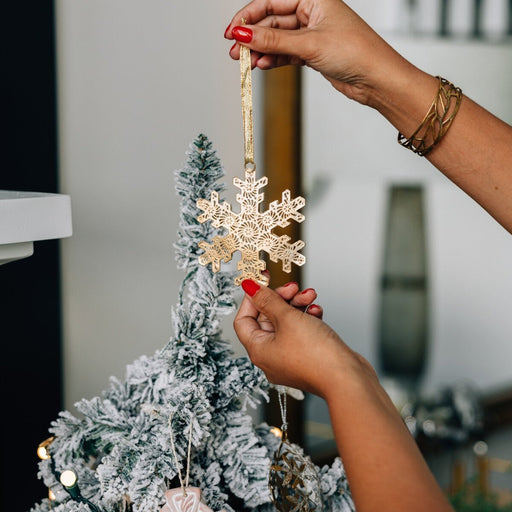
(261, 28, 280, 52)
(301, 37, 318, 62)
(264, 1, 274, 16)
(269, 15, 279, 29)
(256, 290, 275, 311)
(281, 306, 298, 324)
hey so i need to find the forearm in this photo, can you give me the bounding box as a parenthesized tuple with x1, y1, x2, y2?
(325, 367, 453, 512)
(369, 62, 512, 232)
(227, 0, 512, 231)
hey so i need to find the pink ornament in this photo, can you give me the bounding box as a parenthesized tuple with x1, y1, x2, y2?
(160, 487, 224, 512)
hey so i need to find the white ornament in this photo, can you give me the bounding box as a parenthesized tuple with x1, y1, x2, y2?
(274, 384, 305, 401)
(164, 415, 225, 512)
(160, 487, 224, 512)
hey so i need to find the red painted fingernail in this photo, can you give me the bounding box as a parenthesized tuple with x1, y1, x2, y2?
(242, 279, 260, 297)
(284, 281, 298, 287)
(308, 304, 321, 312)
(230, 42, 237, 52)
(232, 26, 253, 43)
(301, 288, 315, 294)
(224, 24, 232, 38)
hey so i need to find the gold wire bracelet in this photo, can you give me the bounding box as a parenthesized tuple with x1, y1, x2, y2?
(398, 76, 462, 156)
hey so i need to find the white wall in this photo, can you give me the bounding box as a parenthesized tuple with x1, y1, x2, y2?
(303, 27, 512, 392)
(56, 0, 258, 410)
(57, 0, 512, 412)
(348, 0, 510, 38)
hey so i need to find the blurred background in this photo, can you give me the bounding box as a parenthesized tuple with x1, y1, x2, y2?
(2, 0, 512, 510)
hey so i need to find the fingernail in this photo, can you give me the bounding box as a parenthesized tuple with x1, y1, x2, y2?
(284, 281, 298, 287)
(232, 26, 253, 43)
(308, 304, 320, 312)
(242, 279, 260, 297)
(301, 288, 315, 294)
(230, 42, 237, 52)
(224, 24, 232, 38)
(262, 269, 270, 277)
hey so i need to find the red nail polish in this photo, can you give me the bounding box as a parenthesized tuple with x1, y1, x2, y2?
(301, 288, 315, 294)
(232, 26, 253, 43)
(224, 24, 232, 38)
(230, 42, 237, 52)
(308, 304, 320, 312)
(284, 281, 298, 287)
(242, 279, 260, 297)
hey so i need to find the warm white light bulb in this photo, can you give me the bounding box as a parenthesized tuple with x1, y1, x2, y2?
(37, 436, 55, 460)
(60, 470, 77, 488)
(270, 427, 283, 439)
(37, 446, 50, 460)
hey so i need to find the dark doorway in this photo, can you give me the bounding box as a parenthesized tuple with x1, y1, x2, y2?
(1, 2, 63, 510)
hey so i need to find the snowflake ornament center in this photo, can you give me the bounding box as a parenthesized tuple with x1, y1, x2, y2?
(197, 168, 305, 286)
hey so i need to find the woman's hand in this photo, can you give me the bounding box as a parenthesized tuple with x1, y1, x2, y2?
(234, 279, 376, 399)
(257, 281, 322, 334)
(234, 280, 454, 511)
(225, 0, 414, 106)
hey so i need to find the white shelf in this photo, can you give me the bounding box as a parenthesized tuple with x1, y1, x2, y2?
(0, 191, 72, 265)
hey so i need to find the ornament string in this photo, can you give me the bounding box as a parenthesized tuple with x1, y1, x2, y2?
(196, 25, 306, 286)
(277, 389, 288, 440)
(240, 18, 254, 169)
(270, 390, 324, 511)
(168, 413, 194, 497)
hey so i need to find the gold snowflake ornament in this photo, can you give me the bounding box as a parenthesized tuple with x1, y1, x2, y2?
(197, 29, 305, 286)
(196, 167, 305, 286)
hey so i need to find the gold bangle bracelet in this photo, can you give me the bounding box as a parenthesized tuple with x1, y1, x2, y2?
(398, 76, 462, 156)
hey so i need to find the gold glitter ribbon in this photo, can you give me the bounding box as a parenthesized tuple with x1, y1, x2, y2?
(240, 20, 254, 169)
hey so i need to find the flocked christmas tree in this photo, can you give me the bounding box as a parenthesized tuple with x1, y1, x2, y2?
(31, 135, 354, 512)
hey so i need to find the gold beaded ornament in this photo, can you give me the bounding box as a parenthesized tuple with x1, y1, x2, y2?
(269, 389, 323, 512)
(196, 21, 306, 287)
(398, 76, 462, 156)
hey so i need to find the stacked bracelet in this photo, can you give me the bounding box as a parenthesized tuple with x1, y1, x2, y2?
(398, 76, 462, 156)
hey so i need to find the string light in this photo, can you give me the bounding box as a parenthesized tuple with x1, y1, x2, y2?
(270, 427, 283, 439)
(37, 436, 55, 460)
(58, 469, 102, 512)
(36, 436, 102, 512)
(59, 469, 83, 501)
(48, 489, 56, 510)
(60, 470, 78, 489)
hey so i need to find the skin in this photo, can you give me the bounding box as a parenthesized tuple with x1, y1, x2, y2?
(223, 0, 512, 510)
(226, 0, 512, 233)
(262, 280, 323, 327)
(235, 282, 454, 512)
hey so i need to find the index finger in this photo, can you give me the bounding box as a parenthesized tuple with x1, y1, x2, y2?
(228, 0, 300, 28)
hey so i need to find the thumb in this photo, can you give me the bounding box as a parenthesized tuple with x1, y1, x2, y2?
(232, 24, 309, 61)
(241, 279, 291, 324)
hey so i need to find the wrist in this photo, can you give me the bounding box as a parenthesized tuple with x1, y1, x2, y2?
(366, 63, 440, 139)
(322, 351, 383, 404)
(323, 355, 405, 430)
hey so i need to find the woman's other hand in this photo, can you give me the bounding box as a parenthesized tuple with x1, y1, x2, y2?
(234, 279, 375, 398)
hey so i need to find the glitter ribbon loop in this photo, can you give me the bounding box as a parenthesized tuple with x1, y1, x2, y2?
(196, 21, 306, 286)
(240, 20, 254, 170)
